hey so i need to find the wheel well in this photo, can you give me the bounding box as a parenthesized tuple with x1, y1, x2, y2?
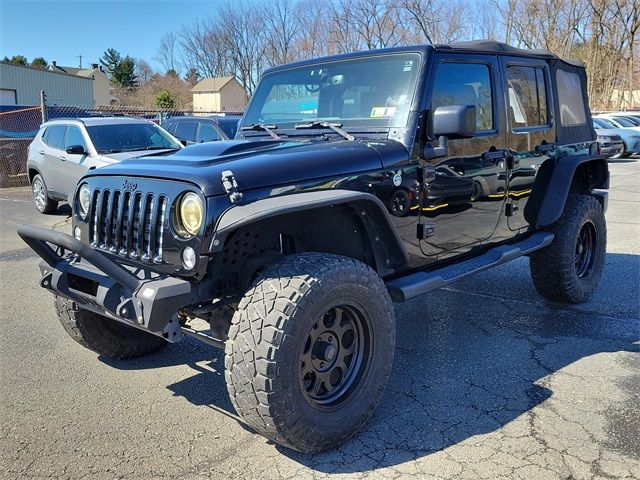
(28, 167, 39, 183)
(570, 160, 609, 194)
(207, 202, 407, 296)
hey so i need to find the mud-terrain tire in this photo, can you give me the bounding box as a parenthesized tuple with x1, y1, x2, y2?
(55, 296, 167, 359)
(225, 253, 396, 453)
(31, 174, 58, 214)
(530, 194, 606, 304)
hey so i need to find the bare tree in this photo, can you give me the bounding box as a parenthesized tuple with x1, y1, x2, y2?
(155, 31, 180, 74)
(134, 58, 154, 85)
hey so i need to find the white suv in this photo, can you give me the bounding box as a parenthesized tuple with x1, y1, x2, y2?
(27, 117, 182, 213)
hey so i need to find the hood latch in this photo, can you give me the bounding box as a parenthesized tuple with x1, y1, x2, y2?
(221, 170, 243, 203)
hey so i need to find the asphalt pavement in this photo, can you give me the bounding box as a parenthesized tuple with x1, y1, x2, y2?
(1, 159, 638, 479)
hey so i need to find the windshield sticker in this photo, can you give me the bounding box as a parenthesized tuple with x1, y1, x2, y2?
(370, 106, 397, 118)
(403, 61, 414, 72)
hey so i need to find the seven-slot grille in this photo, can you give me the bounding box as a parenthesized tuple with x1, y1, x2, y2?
(89, 188, 167, 263)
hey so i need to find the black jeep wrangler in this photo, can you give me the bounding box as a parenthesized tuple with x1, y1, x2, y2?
(19, 41, 609, 453)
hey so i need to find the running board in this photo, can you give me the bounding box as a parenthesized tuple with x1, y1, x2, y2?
(386, 232, 554, 302)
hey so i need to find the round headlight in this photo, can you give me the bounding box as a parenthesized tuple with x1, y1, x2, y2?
(175, 192, 203, 237)
(78, 184, 91, 220)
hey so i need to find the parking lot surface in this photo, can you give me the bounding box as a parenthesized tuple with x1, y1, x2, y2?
(1, 159, 638, 480)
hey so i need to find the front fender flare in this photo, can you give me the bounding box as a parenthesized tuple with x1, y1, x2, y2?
(210, 189, 409, 275)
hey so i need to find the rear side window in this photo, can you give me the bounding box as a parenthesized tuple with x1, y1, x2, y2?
(174, 122, 197, 142)
(163, 121, 177, 134)
(431, 62, 494, 132)
(64, 126, 87, 150)
(506, 66, 548, 128)
(43, 125, 66, 149)
(556, 69, 587, 126)
(197, 122, 221, 142)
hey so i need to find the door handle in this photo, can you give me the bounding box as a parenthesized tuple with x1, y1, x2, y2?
(38, 150, 45, 155)
(59, 156, 67, 161)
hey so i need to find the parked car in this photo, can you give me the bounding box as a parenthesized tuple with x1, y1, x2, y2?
(162, 115, 242, 144)
(27, 117, 182, 213)
(19, 40, 609, 453)
(602, 111, 640, 125)
(593, 117, 640, 157)
(594, 114, 640, 132)
(593, 127, 625, 158)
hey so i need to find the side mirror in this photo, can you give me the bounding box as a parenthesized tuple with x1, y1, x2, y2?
(66, 144, 86, 155)
(433, 105, 476, 138)
(424, 105, 477, 160)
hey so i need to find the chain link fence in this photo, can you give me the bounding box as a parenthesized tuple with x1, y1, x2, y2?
(0, 101, 243, 188)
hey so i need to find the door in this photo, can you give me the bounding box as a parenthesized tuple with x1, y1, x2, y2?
(60, 125, 90, 197)
(420, 54, 507, 259)
(502, 58, 555, 231)
(40, 125, 67, 196)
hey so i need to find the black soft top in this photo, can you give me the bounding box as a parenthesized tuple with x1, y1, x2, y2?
(434, 40, 585, 68)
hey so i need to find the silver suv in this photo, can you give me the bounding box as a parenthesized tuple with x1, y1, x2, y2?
(27, 117, 182, 213)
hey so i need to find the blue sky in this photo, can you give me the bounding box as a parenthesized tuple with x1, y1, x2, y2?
(0, 0, 218, 71)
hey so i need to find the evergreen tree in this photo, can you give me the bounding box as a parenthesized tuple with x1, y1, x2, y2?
(184, 67, 200, 86)
(9, 55, 27, 65)
(31, 57, 48, 69)
(155, 89, 175, 109)
(99, 48, 122, 80)
(113, 56, 138, 88)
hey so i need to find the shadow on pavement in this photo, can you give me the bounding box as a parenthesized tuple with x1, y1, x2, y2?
(100, 252, 639, 473)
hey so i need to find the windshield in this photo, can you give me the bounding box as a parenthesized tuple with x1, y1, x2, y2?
(594, 118, 615, 129)
(611, 116, 636, 127)
(86, 123, 181, 153)
(243, 53, 422, 130)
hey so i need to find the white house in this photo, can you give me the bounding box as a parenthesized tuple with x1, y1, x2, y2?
(49, 62, 116, 106)
(191, 76, 247, 112)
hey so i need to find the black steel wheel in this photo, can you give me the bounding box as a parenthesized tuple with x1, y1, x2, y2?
(300, 304, 372, 409)
(390, 189, 410, 217)
(575, 221, 597, 278)
(225, 253, 395, 452)
(530, 194, 606, 304)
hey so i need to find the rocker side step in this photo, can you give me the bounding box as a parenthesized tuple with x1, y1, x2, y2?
(386, 232, 554, 302)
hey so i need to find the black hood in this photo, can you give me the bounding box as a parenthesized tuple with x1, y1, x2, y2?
(85, 139, 408, 196)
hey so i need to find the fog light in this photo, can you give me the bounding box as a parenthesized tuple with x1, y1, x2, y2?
(74, 226, 82, 240)
(182, 246, 196, 270)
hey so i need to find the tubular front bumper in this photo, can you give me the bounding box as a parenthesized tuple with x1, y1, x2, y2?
(17, 225, 193, 341)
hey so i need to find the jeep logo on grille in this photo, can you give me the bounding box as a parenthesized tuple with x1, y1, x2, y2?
(123, 180, 137, 191)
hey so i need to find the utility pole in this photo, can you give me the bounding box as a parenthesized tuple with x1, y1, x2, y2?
(77, 54, 83, 68)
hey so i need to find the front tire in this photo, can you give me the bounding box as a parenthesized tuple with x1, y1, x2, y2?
(31, 174, 58, 214)
(55, 296, 167, 359)
(530, 194, 606, 304)
(225, 253, 396, 452)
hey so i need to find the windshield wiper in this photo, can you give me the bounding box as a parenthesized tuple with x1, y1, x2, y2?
(294, 121, 355, 141)
(241, 123, 282, 139)
(143, 146, 178, 150)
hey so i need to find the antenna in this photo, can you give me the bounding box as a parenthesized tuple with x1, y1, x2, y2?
(77, 54, 83, 68)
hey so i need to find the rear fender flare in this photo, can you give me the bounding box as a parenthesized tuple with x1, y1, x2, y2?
(535, 154, 609, 228)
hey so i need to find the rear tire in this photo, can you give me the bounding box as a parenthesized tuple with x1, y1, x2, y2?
(225, 253, 396, 452)
(530, 194, 606, 304)
(55, 296, 167, 359)
(31, 174, 58, 214)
